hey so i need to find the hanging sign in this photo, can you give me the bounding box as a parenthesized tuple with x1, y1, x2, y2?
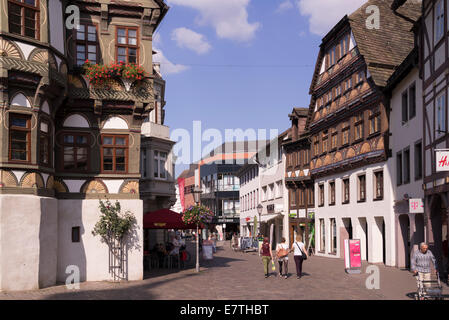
(344, 239, 362, 274)
(436, 150, 449, 172)
(409, 198, 424, 214)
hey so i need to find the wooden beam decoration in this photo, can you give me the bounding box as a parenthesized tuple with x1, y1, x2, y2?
(150, 9, 160, 30)
(100, 4, 109, 34)
(94, 99, 102, 115)
(142, 8, 152, 38)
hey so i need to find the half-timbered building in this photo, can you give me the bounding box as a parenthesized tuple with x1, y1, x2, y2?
(0, 0, 167, 290)
(308, 0, 420, 266)
(283, 108, 315, 247)
(413, 0, 449, 274)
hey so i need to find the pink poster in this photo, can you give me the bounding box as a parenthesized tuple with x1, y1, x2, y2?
(349, 239, 362, 268)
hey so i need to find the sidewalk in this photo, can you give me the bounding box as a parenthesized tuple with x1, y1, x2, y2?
(0, 241, 445, 300)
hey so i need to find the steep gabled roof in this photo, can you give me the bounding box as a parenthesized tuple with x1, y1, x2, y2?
(309, 0, 421, 93)
(348, 0, 421, 87)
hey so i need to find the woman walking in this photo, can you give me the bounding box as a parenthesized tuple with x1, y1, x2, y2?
(260, 237, 273, 278)
(276, 237, 290, 279)
(293, 234, 308, 279)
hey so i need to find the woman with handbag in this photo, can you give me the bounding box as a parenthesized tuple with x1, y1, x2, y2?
(260, 237, 274, 278)
(293, 234, 308, 279)
(276, 237, 290, 279)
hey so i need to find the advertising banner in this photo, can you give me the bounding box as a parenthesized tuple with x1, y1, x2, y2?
(344, 239, 362, 274)
(436, 150, 449, 172)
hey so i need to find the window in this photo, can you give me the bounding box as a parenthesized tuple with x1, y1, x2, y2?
(342, 178, 350, 204)
(303, 149, 309, 164)
(39, 120, 50, 166)
(298, 189, 305, 206)
(435, 0, 445, 43)
(397, 151, 403, 186)
(263, 186, 268, 202)
(356, 70, 365, 85)
(374, 171, 384, 200)
(329, 181, 335, 205)
(101, 135, 128, 173)
(409, 83, 416, 119)
(342, 122, 350, 145)
(62, 133, 89, 171)
(330, 218, 337, 254)
(322, 131, 328, 153)
(369, 108, 381, 135)
(402, 90, 408, 124)
(358, 174, 366, 202)
(335, 84, 342, 97)
(72, 227, 80, 243)
(76, 24, 98, 66)
(308, 187, 314, 206)
(343, 77, 352, 92)
(9, 113, 31, 162)
(327, 46, 336, 67)
(331, 128, 338, 149)
(340, 34, 350, 58)
(354, 113, 364, 141)
(8, 0, 39, 39)
(436, 94, 446, 135)
(276, 181, 283, 198)
(116, 27, 139, 64)
(403, 147, 410, 184)
(289, 188, 296, 207)
(415, 141, 422, 180)
(320, 219, 325, 252)
(313, 136, 320, 156)
(319, 184, 324, 207)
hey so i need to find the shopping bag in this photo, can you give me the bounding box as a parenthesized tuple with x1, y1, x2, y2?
(271, 261, 276, 271)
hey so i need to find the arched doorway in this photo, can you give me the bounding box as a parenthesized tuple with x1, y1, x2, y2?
(398, 214, 410, 269)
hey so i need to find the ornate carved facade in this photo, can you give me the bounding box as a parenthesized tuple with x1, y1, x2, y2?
(0, 0, 168, 291)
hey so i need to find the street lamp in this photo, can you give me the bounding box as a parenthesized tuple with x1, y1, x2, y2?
(192, 186, 203, 273)
(257, 204, 263, 236)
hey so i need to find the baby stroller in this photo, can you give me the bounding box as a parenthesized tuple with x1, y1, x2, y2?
(415, 272, 444, 300)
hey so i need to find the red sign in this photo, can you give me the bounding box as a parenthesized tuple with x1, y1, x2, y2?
(349, 239, 362, 268)
(436, 151, 449, 172)
(178, 178, 185, 212)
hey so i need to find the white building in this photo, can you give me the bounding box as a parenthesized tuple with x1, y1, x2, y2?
(385, 49, 425, 269)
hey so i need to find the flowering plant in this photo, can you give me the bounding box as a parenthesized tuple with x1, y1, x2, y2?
(182, 205, 214, 226)
(83, 60, 145, 87)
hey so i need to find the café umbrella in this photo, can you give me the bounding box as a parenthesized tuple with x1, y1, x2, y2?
(143, 209, 202, 229)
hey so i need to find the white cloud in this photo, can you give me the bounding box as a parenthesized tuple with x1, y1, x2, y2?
(297, 0, 366, 36)
(171, 27, 212, 55)
(276, 0, 294, 13)
(167, 0, 261, 42)
(153, 48, 190, 75)
(153, 32, 162, 47)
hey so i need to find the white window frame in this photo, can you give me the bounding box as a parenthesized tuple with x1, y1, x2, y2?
(154, 150, 167, 180)
(435, 0, 445, 44)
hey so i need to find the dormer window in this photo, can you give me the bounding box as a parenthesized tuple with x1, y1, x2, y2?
(339, 34, 350, 58)
(116, 27, 139, 64)
(8, 0, 40, 40)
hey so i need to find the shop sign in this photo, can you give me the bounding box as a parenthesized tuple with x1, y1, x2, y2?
(436, 150, 449, 172)
(409, 198, 424, 214)
(308, 210, 315, 219)
(289, 210, 297, 218)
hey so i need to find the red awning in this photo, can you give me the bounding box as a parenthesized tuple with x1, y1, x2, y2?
(143, 208, 200, 229)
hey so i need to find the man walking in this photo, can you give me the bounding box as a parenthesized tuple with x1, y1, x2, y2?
(411, 242, 438, 296)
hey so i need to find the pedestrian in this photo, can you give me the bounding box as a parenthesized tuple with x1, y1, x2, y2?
(293, 234, 308, 279)
(411, 242, 438, 298)
(276, 237, 290, 279)
(260, 237, 273, 278)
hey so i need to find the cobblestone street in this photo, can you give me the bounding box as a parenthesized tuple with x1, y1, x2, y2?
(1, 241, 445, 300)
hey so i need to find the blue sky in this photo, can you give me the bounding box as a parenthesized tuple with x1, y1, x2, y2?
(153, 0, 367, 175)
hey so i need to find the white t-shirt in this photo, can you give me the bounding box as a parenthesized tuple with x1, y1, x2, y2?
(277, 243, 289, 260)
(293, 241, 305, 256)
